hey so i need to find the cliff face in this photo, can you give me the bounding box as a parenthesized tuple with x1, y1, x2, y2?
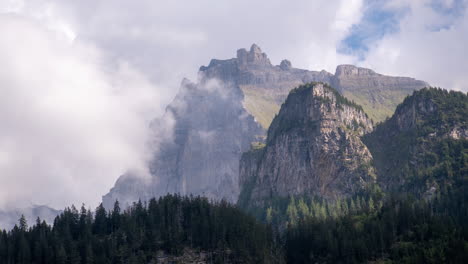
(103, 78, 263, 207)
(239, 83, 376, 207)
(363, 88, 468, 196)
(103, 45, 330, 208)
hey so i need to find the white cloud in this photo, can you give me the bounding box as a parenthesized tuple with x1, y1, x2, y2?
(359, 0, 468, 91)
(0, 14, 166, 209)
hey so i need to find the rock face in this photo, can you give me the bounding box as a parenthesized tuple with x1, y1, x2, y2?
(103, 45, 331, 208)
(363, 88, 468, 196)
(331, 65, 428, 122)
(103, 78, 263, 207)
(239, 83, 376, 207)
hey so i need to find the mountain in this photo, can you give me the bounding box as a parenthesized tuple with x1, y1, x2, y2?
(363, 87, 468, 197)
(238, 82, 377, 208)
(103, 44, 427, 208)
(103, 45, 332, 208)
(283, 88, 468, 263)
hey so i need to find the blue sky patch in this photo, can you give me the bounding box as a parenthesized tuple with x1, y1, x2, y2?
(338, 0, 408, 60)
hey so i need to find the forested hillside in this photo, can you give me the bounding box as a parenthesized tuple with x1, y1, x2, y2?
(285, 192, 468, 263)
(0, 195, 280, 264)
(244, 87, 468, 263)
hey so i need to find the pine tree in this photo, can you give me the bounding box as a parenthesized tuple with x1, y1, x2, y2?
(19, 215, 28, 232)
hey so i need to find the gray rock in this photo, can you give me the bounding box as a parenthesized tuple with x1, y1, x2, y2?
(103, 44, 427, 208)
(280, 60, 292, 70)
(103, 44, 331, 208)
(239, 83, 376, 207)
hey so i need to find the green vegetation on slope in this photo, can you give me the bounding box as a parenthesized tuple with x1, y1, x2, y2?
(364, 88, 468, 195)
(341, 88, 411, 122)
(240, 85, 281, 129)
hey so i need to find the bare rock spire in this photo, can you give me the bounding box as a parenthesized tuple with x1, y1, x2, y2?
(236, 44, 272, 67)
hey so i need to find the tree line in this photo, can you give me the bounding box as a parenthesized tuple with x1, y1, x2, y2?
(0, 195, 280, 264)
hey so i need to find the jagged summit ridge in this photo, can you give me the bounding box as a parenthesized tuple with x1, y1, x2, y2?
(199, 44, 333, 128)
(237, 44, 272, 67)
(335, 64, 377, 77)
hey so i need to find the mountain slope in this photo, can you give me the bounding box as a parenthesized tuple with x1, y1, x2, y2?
(363, 87, 468, 196)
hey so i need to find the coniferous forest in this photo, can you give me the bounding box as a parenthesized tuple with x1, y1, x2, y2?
(0, 195, 279, 264)
(1, 191, 468, 263)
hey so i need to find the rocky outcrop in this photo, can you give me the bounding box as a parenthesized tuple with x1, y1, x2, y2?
(239, 83, 376, 207)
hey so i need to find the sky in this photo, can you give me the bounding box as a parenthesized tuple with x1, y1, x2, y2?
(0, 0, 466, 211)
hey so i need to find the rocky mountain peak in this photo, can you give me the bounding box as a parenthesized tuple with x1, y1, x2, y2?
(236, 44, 272, 67)
(335, 64, 376, 77)
(279, 59, 292, 70)
(239, 83, 377, 207)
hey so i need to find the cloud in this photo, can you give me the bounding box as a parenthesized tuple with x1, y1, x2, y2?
(8, 0, 365, 79)
(357, 0, 468, 91)
(3, 0, 466, 213)
(0, 0, 366, 210)
(0, 13, 167, 210)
